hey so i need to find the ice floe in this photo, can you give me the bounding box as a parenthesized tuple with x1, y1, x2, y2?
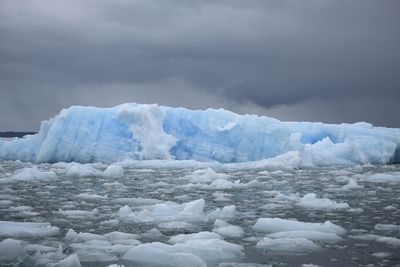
(0, 221, 60, 238)
(123, 231, 243, 266)
(116, 198, 229, 223)
(256, 237, 319, 253)
(253, 218, 346, 235)
(0, 167, 56, 183)
(364, 172, 400, 183)
(297, 193, 350, 210)
(213, 220, 244, 238)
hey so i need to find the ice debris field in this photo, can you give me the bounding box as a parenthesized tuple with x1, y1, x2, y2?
(0, 104, 400, 267)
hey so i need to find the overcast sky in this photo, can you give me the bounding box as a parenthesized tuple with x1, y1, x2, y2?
(1, 0, 399, 131)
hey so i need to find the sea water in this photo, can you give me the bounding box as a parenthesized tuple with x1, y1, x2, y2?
(0, 160, 399, 267)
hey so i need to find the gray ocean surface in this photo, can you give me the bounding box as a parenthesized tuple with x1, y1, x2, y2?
(0, 159, 399, 267)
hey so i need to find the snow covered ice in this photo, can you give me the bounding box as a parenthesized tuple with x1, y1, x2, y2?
(1, 104, 400, 266)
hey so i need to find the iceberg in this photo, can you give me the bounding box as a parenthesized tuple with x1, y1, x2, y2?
(0, 103, 399, 166)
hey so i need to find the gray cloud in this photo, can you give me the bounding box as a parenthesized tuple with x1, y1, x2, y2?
(0, 0, 399, 131)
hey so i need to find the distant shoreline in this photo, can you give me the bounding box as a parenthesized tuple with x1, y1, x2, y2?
(0, 132, 36, 138)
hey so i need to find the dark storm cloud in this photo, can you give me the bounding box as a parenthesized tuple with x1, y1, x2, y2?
(0, 0, 399, 130)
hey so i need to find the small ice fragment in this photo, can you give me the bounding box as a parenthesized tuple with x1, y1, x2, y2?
(375, 224, 400, 231)
(297, 193, 349, 210)
(256, 237, 319, 252)
(253, 218, 346, 235)
(0, 239, 26, 264)
(53, 254, 82, 267)
(213, 220, 244, 238)
(103, 164, 124, 178)
(0, 221, 60, 238)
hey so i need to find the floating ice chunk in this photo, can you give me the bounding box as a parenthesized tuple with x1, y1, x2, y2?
(256, 237, 319, 253)
(384, 205, 397, 211)
(186, 168, 229, 183)
(182, 179, 260, 190)
(117, 205, 133, 218)
(65, 230, 141, 263)
(0, 199, 14, 206)
(209, 179, 236, 189)
(364, 172, 400, 183)
(371, 252, 391, 258)
(260, 203, 287, 210)
(0, 221, 60, 238)
(271, 192, 300, 202)
(213, 220, 244, 238)
(8, 205, 39, 217)
(341, 179, 362, 190)
(103, 181, 126, 187)
(376, 236, 400, 246)
(65, 229, 106, 243)
(103, 164, 124, 178)
(56, 208, 99, 218)
(253, 218, 346, 235)
(122, 242, 206, 267)
(76, 193, 108, 200)
(141, 228, 164, 240)
(179, 239, 243, 262)
(69, 241, 119, 262)
(297, 193, 350, 210)
(0, 239, 26, 264)
(8, 205, 33, 212)
(65, 163, 102, 177)
(111, 197, 163, 206)
(210, 205, 236, 220)
(0, 167, 56, 183)
(124, 236, 243, 265)
(52, 254, 82, 267)
(0, 193, 22, 201)
(28, 244, 70, 266)
(25, 244, 59, 253)
(349, 233, 400, 246)
(302, 264, 321, 267)
(169, 232, 222, 244)
(117, 199, 208, 223)
(375, 224, 400, 231)
(266, 231, 341, 243)
(158, 221, 194, 230)
(103, 231, 141, 241)
(349, 234, 381, 241)
(214, 193, 231, 202)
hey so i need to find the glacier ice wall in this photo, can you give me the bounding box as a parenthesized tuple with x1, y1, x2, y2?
(0, 103, 399, 166)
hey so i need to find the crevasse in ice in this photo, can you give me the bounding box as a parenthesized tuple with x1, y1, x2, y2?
(0, 103, 399, 166)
